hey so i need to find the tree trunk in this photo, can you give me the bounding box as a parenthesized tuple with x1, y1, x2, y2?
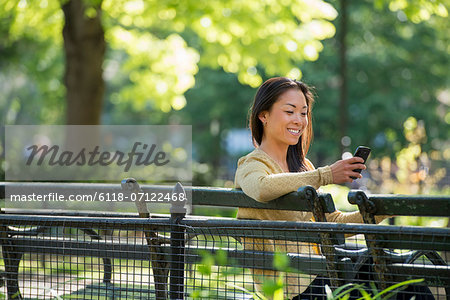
(338, 0, 348, 152)
(62, 0, 105, 125)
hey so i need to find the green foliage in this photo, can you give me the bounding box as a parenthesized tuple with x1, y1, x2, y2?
(196, 249, 240, 277)
(0, 0, 65, 125)
(194, 250, 288, 299)
(1, 0, 337, 121)
(101, 0, 338, 114)
(197, 250, 214, 276)
(302, 0, 449, 168)
(1, 0, 448, 196)
(177, 68, 255, 181)
(261, 275, 285, 300)
(273, 251, 290, 271)
(178, 0, 450, 190)
(326, 278, 424, 300)
(193, 249, 427, 300)
(368, 116, 448, 195)
(374, 0, 448, 23)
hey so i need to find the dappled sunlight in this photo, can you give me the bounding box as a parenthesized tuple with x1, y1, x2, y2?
(105, 27, 199, 112)
(158, 8, 176, 20)
(5, 0, 63, 42)
(285, 40, 298, 52)
(171, 95, 187, 111)
(185, 0, 338, 85)
(1, 0, 448, 204)
(291, 0, 338, 22)
(0, 2, 449, 298)
(303, 44, 320, 61)
(286, 68, 302, 80)
(123, 0, 144, 15)
(367, 117, 447, 196)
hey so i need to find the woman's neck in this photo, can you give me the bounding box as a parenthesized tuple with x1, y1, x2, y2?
(258, 140, 289, 171)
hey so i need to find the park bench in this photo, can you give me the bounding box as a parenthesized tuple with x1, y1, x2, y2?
(0, 182, 449, 299)
(348, 190, 450, 295)
(0, 181, 359, 299)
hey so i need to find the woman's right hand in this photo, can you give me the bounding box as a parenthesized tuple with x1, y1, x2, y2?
(330, 157, 366, 184)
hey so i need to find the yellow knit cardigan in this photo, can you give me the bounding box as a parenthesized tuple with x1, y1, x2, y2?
(234, 148, 367, 297)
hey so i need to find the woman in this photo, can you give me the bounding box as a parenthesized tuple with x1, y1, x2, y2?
(234, 77, 433, 299)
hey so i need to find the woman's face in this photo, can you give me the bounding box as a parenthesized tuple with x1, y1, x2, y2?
(259, 88, 308, 147)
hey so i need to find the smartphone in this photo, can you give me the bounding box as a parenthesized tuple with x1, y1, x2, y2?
(351, 146, 371, 179)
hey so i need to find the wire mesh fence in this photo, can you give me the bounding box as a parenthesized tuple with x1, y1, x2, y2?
(0, 213, 448, 299)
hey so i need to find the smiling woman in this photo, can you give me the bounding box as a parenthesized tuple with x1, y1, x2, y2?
(234, 77, 409, 299)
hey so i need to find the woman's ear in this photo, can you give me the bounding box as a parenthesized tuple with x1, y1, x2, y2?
(258, 111, 267, 124)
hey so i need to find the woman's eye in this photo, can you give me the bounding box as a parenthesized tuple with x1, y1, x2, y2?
(285, 111, 293, 114)
(301, 112, 308, 116)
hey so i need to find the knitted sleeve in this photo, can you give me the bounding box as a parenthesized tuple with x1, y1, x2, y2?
(326, 211, 387, 224)
(235, 156, 333, 202)
(306, 158, 387, 224)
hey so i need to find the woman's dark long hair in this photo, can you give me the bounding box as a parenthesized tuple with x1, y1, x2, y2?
(249, 77, 315, 172)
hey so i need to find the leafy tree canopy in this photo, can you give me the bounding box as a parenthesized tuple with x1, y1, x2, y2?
(375, 0, 448, 23)
(1, 0, 338, 119)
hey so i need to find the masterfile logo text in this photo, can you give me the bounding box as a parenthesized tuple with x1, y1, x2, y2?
(5, 125, 192, 182)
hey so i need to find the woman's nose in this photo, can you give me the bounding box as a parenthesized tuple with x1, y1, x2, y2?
(293, 114, 303, 124)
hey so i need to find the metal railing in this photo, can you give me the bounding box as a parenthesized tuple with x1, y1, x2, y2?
(0, 214, 448, 299)
(0, 182, 448, 299)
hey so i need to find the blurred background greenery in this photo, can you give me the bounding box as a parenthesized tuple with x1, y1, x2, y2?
(0, 0, 449, 222)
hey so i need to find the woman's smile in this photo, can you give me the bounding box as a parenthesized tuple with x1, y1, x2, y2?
(287, 128, 301, 136)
